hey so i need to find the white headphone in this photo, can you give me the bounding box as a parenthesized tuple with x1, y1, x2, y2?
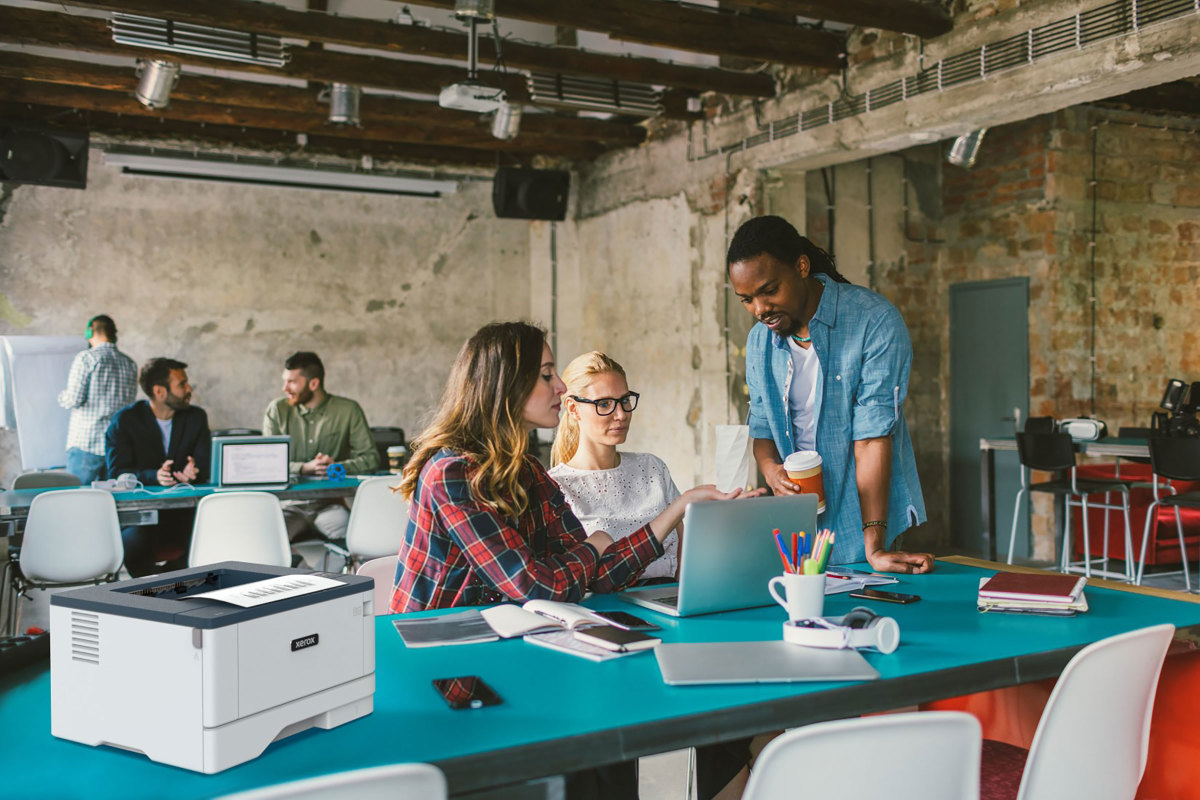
(782, 607, 901, 654)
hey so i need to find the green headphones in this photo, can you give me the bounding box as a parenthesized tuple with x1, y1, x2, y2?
(85, 315, 97, 339)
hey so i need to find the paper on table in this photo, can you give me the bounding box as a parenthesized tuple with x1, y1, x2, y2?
(193, 574, 343, 607)
(393, 609, 499, 648)
(823, 573, 899, 595)
(715, 425, 753, 492)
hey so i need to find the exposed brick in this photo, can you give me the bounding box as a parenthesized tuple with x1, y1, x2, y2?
(1174, 185, 1200, 207)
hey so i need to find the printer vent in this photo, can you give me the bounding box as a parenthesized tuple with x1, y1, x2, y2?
(69, 611, 101, 665)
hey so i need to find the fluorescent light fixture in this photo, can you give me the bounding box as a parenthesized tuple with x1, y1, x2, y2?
(134, 58, 180, 109)
(111, 13, 288, 67)
(528, 72, 661, 117)
(103, 150, 458, 197)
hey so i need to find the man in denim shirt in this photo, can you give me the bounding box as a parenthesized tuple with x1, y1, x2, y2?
(729, 215, 932, 573)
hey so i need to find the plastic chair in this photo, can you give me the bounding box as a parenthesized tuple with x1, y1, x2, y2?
(743, 711, 981, 800)
(8, 489, 123, 633)
(12, 470, 82, 490)
(356, 555, 399, 616)
(980, 623, 1174, 800)
(215, 763, 446, 800)
(188, 492, 290, 568)
(1135, 437, 1200, 588)
(1007, 431, 1136, 581)
(345, 476, 407, 564)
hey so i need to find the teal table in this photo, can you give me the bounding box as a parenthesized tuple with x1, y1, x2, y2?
(2, 559, 1198, 798)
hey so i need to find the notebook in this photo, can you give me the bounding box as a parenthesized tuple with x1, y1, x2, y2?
(210, 435, 292, 491)
(655, 641, 879, 685)
(978, 572, 1086, 604)
(621, 494, 819, 617)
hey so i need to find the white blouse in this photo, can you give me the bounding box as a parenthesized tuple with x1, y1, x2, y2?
(549, 451, 681, 579)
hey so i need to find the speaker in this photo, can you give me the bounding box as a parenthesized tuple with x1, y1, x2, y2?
(492, 167, 569, 220)
(0, 124, 89, 189)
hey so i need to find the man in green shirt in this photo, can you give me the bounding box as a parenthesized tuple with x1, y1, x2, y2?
(263, 351, 380, 545)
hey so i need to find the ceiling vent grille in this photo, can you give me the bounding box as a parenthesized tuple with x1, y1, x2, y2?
(528, 73, 661, 117)
(110, 13, 289, 68)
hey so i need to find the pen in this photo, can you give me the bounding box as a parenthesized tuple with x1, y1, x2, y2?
(773, 530, 793, 573)
(791, 532, 798, 572)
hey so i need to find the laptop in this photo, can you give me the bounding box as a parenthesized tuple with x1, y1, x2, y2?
(621, 494, 819, 617)
(656, 641, 879, 685)
(209, 435, 292, 491)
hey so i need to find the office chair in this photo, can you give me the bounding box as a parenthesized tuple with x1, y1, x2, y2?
(211, 428, 262, 437)
(216, 763, 446, 800)
(369, 426, 406, 472)
(188, 492, 290, 568)
(743, 711, 981, 800)
(1007, 431, 1136, 581)
(11, 470, 82, 490)
(980, 623, 1174, 800)
(356, 555, 400, 615)
(1134, 437, 1200, 588)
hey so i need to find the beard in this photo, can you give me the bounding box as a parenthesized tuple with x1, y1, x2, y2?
(287, 386, 314, 406)
(165, 392, 191, 411)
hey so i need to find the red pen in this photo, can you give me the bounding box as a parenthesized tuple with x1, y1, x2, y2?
(791, 532, 798, 572)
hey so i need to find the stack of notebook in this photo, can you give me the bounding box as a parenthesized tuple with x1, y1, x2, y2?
(977, 572, 1088, 616)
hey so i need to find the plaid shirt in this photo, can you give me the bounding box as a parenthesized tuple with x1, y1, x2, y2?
(57, 343, 138, 456)
(390, 449, 663, 613)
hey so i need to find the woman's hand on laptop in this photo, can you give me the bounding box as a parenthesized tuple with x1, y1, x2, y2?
(648, 485, 765, 544)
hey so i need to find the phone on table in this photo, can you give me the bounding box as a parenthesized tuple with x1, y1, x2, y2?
(591, 610, 660, 631)
(431, 676, 502, 710)
(847, 588, 920, 604)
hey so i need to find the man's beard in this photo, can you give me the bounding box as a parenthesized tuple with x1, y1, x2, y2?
(287, 386, 314, 406)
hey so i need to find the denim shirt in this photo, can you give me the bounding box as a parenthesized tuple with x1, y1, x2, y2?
(745, 274, 926, 564)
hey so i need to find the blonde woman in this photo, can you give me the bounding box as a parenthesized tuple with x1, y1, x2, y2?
(549, 352, 685, 581)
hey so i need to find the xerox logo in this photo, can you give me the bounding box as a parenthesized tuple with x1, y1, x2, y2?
(291, 633, 319, 652)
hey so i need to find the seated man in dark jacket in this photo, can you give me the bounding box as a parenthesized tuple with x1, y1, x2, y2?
(106, 357, 211, 577)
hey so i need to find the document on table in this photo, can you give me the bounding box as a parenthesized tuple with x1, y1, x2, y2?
(392, 609, 499, 647)
(193, 574, 344, 607)
(824, 569, 899, 595)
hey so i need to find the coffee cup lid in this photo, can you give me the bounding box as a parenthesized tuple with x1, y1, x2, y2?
(784, 450, 821, 471)
(386, 445, 407, 454)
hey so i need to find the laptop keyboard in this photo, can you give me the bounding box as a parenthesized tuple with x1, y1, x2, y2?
(655, 594, 678, 606)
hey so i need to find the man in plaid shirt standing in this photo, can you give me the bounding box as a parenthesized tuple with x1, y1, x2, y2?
(57, 314, 137, 484)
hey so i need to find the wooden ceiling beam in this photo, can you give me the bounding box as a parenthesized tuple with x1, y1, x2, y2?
(60, 0, 777, 96)
(0, 52, 646, 147)
(0, 80, 607, 160)
(720, 0, 953, 39)
(405, 0, 843, 67)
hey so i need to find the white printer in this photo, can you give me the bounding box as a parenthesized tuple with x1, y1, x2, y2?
(49, 562, 375, 774)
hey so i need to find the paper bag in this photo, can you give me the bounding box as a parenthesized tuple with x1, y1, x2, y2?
(715, 424, 753, 492)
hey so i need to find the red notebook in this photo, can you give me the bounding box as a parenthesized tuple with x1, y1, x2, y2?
(978, 572, 1086, 604)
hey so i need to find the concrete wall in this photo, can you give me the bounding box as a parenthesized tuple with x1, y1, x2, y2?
(0, 157, 532, 483)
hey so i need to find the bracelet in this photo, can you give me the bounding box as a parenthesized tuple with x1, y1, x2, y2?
(863, 520, 888, 529)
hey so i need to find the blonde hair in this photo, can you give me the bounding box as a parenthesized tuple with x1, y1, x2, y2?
(550, 351, 627, 466)
(398, 322, 545, 519)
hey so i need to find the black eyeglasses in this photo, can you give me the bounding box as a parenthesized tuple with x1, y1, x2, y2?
(571, 392, 640, 416)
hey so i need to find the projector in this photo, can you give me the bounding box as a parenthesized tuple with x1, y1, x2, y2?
(439, 82, 505, 113)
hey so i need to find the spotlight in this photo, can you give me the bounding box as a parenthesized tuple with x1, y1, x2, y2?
(134, 58, 180, 109)
(491, 102, 522, 141)
(321, 83, 361, 126)
(947, 128, 987, 168)
(454, 0, 495, 20)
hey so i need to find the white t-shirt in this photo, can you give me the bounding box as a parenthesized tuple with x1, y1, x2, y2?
(156, 417, 173, 454)
(786, 337, 819, 451)
(548, 451, 681, 580)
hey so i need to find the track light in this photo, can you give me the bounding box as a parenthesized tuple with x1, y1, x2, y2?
(491, 102, 522, 141)
(134, 58, 180, 109)
(320, 83, 361, 126)
(454, 0, 495, 20)
(947, 128, 987, 168)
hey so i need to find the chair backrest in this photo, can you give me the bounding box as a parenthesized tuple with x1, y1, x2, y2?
(12, 470, 83, 490)
(345, 476, 408, 560)
(1148, 436, 1200, 482)
(1015, 432, 1077, 472)
(189, 492, 291, 568)
(742, 711, 981, 800)
(216, 763, 446, 800)
(1017, 623, 1174, 800)
(1024, 416, 1057, 434)
(369, 426, 406, 473)
(211, 428, 262, 437)
(356, 555, 400, 616)
(20, 489, 124, 583)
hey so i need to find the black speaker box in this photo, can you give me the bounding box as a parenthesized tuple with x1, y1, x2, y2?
(0, 124, 89, 189)
(492, 167, 569, 221)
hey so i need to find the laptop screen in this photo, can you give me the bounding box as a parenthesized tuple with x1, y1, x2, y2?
(212, 436, 290, 487)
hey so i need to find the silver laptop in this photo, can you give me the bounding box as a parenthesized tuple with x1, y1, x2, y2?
(621, 494, 819, 617)
(656, 641, 879, 685)
(209, 435, 292, 491)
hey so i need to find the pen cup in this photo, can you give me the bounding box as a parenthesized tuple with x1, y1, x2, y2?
(767, 572, 825, 622)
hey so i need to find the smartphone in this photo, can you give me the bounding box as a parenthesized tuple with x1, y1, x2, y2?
(591, 610, 660, 631)
(848, 588, 920, 604)
(431, 676, 502, 710)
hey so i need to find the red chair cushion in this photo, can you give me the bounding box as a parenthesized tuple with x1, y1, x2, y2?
(980, 738, 1029, 800)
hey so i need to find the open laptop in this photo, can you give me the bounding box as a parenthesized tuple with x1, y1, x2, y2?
(209, 435, 292, 491)
(621, 493, 819, 617)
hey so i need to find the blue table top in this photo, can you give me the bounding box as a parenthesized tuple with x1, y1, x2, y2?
(3, 560, 1199, 798)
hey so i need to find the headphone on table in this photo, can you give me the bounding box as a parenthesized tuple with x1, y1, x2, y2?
(782, 606, 901, 654)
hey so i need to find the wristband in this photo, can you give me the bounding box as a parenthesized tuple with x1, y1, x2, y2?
(863, 520, 887, 529)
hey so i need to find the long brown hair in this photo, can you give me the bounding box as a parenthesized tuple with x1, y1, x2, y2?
(398, 322, 546, 519)
(550, 351, 627, 466)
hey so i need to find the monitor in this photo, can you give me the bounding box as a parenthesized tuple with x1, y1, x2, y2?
(209, 435, 291, 489)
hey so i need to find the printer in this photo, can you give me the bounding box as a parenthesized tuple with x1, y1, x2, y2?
(49, 562, 375, 774)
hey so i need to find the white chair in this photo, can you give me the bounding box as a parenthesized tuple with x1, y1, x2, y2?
(12, 470, 82, 490)
(9, 489, 124, 633)
(188, 492, 291, 568)
(356, 555, 400, 615)
(318, 476, 407, 572)
(215, 763, 446, 800)
(980, 623, 1174, 800)
(743, 711, 982, 800)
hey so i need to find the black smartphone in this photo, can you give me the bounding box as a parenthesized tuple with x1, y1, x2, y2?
(848, 588, 920, 604)
(431, 676, 502, 710)
(591, 610, 660, 631)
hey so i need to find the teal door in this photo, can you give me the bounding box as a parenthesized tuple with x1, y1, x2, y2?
(950, 278, 1030, 558)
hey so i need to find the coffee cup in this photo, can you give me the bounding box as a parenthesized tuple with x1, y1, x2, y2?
(767, 572, 825, 622)
(783, 450, 826, 513)
(387, 445, 409, 474)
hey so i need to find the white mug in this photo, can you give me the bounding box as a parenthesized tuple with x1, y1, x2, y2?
(767, 572, 825, 622)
